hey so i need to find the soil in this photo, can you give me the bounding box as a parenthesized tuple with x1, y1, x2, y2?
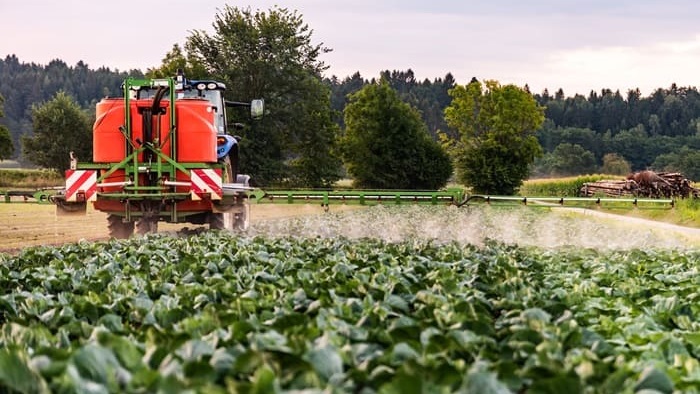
(0, 203, 359, 253)
(2, 202, 699, 253)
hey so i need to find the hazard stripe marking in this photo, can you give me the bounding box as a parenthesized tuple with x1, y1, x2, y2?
(65, 170, 97, 201)
(191, 169, 222, 200)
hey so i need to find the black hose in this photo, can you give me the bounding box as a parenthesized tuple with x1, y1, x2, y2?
(457, 195, 487, 207)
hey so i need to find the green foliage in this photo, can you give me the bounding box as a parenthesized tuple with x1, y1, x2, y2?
(600, 153, 632, 175)
(0, 56, 139, 160)
(1, 233, 699, 391)
(0, 95, 13, 160)
(652, 146, 700, 181)
(0, 168, 63, 188)
(21, 92, 92, 173)
(444, 79, 544, 194)
(327, 70, 457, 138)
(537, 143, 597, 176)
(0, 128, 11, 161)
(145, 44, 208, 79)
(184, 6, 341, 187)
(340, 80, 452, 189)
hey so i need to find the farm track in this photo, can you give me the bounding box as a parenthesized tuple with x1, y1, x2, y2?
(0, 203, 360, 253)
(2, 202, 700, 253)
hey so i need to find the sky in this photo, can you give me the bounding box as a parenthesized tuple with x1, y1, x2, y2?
(2, 0, 700, 96)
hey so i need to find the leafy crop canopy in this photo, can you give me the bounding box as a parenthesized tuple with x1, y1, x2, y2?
(0, 231, 697, 392)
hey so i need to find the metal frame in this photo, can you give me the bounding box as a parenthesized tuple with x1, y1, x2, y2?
(246, 189, 676, 210)
(74, 77, 223, 222)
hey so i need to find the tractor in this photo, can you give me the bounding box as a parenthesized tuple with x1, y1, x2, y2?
(52, 72, 263, 238)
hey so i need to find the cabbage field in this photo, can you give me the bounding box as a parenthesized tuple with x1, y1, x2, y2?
(1, 206, 699, 393)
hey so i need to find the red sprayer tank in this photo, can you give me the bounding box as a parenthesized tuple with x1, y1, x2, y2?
(93, 98, 216, 163)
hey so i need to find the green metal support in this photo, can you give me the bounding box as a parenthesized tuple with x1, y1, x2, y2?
(248, 189, 466, 206)
(245, 188, 675, 210)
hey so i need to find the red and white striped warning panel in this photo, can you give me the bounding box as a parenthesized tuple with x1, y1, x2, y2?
(190, 169, 222, 200)
(65, 170, 97, 202)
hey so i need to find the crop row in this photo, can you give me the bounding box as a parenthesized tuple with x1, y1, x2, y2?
(0, 233, 698, 393)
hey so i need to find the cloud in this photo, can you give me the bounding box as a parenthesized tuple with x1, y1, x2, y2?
(540, 34, 700, 95)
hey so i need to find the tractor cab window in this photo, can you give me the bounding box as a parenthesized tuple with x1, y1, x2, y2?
(198, 89, 226, 134)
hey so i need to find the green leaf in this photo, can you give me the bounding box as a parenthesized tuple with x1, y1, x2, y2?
(97, 314, 124, 333)
(251, 366, 279, 394)
(69, 344, 128, 388)
(528, 373, 582, 394)
(378, 369, 422, 394)
(176, 339, 215, 362)
(390, 343, 419, 366)
(0, 347, 49, 394)
(634, 367, 674, 394)
(460, 371, 512, 394)
(304, 344, 344, 382)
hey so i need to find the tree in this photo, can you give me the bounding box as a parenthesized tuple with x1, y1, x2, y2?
(183, 6, 342, 186)
(22, 92, 92, 172)
(653, 146, 700, 181)
(443, 79, 544, 195)
(600, 153, 631, 175)
(549, 143, 597, 176)
(0, 95, 13, 160)
(340, 80, 452, 189)
(145, 44, 208, 79)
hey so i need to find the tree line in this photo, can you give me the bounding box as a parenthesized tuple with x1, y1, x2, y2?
(0, 55, 141, 159)
(2, 6, 700, 190)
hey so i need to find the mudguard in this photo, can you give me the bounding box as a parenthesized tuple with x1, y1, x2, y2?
(216, 135, 238, 159)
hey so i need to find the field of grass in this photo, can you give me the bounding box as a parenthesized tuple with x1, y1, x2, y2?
(520, 174, 623, 197)
(0, 168, 63, 188)
(522, 175, 700, 228)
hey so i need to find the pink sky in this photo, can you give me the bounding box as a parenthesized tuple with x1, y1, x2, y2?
(2, 0, 700, 96)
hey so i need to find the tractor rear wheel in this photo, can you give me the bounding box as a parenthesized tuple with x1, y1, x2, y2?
(209, 155, 238, 231)
(107, 214, 134, 239)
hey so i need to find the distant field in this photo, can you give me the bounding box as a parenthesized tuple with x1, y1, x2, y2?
(520, 174, 622, 196)
(0, 160, 21, 169)
(0, 168, 63, 188)
(521, 174, 700, 228)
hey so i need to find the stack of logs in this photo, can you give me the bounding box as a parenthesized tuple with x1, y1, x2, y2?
(579, 171, 699, 199)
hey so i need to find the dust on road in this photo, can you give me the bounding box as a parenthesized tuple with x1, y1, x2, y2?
(0, 203, 358, 252)
(2, 203, 700, 252)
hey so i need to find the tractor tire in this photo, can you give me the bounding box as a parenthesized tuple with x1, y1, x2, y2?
(221, 155, 235, 183)
(136, 218, 159, 235)
(107, 214, 135, 239)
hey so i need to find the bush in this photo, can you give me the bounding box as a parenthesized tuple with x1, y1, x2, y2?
(340, 80, 452, 189)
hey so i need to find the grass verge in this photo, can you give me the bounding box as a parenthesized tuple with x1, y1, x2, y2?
(522, 175, 700, 228)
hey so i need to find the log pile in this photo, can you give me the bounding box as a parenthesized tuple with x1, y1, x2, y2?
(579, 171, 699, 199)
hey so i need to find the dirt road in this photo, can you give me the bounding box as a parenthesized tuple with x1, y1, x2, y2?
(0, 203, 356, 252)
(557, 207, 700, 246)
(2, 203, 699, 252)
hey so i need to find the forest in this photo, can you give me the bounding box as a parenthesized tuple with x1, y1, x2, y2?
(2, 53, 700, 180)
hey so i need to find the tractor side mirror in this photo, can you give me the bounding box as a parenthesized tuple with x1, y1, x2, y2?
(250, 99, 264, 119)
